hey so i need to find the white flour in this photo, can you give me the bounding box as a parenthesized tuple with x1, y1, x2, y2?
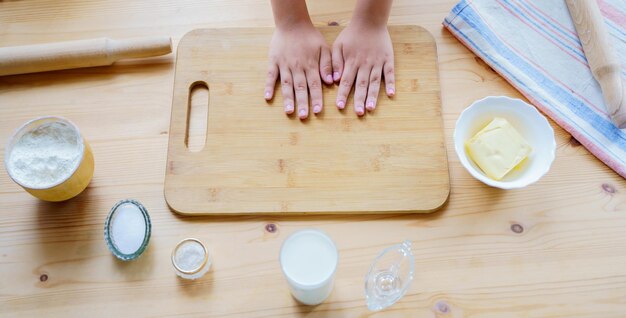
(7, 121, 83, 189)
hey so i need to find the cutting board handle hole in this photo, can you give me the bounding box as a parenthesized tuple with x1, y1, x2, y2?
(186, 81, 209, 152)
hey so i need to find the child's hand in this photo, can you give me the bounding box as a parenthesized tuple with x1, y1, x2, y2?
(332, 23, 395, 116)
(265, 23, 333, 119)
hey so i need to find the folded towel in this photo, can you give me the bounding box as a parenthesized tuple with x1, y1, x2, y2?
(444, 0, 626, 178)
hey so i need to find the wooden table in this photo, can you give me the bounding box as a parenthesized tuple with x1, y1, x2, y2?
(1, 1, 625, 316)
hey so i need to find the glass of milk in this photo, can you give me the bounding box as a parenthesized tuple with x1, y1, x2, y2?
(280, 229, 338, 305)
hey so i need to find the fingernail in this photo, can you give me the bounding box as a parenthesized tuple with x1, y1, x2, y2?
(265, 91, 271, 99)
(298, 109, 307, 118)
(366, 101, 375, 110)
(285, 104, 294, 113)
(313, 105, 322, 113)
(356, 105, 364, 115)
(387, 88, 395, 96)
(333, 72, 340, 81)
(337, 100, 345, 109)
(325, 74, 333, 83)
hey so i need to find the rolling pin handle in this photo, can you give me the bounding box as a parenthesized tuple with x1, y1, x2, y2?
(107, 36, 172, 60)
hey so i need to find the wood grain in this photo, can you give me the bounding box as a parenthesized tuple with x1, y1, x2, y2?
(1, 1, 625, 317)
(165, 26, 449, 215)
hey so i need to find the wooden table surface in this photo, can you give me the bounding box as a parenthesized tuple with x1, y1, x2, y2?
(1, 1, 625, 317)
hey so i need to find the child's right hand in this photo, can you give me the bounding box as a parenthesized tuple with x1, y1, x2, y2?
(265, 23, 333, 119)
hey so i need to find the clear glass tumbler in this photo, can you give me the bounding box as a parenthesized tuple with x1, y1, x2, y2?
(280, 229, 338, 305)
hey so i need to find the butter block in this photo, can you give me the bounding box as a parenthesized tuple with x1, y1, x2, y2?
(465, 117, 532, 180)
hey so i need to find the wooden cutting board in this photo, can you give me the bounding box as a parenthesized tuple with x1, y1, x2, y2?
(165, 26, 449, 215)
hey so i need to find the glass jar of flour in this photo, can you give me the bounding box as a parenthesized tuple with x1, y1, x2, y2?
(4, 116, 94, 201)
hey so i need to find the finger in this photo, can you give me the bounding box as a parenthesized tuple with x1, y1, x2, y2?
(292, 69, 309, 119)
(383, 60, 396, 97)
(306, 68, 323, 115)
(279, 67, 295, 114)
(336, 63, 356, 110)
(265, 62, 279, 100)
(366, 64, 383, 111)
(319, 46, 333, 85)
(331, 42, 344, 82)
(353, 66, 371, 116)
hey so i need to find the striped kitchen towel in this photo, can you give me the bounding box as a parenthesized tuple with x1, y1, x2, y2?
(443, 0, 626, 178)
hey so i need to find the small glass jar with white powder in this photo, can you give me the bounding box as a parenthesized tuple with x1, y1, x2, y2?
(171, 238, 211, 280)
(104, 199, 152, 261)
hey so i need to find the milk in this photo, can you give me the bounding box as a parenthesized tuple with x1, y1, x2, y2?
(280, 229, 338, 305)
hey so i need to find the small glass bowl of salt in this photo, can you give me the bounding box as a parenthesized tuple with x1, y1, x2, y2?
(172, 238, 211, 280)
(104, 199, 151, 261)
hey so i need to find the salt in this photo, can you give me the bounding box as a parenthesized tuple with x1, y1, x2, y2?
(174, 240, 205, 271)
(109, 202, 147, 255)
(172, 238, 211, 280)
(6, 121, 83, 189)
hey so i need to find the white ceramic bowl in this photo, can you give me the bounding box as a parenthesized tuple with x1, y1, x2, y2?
(453, 96, 555, 189)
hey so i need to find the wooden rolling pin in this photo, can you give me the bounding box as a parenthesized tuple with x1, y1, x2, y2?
(566, 0, 626, 129)
(0, 36, 172, 76)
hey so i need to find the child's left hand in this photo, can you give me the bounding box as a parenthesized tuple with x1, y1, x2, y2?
(332, 23, 395, 116)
